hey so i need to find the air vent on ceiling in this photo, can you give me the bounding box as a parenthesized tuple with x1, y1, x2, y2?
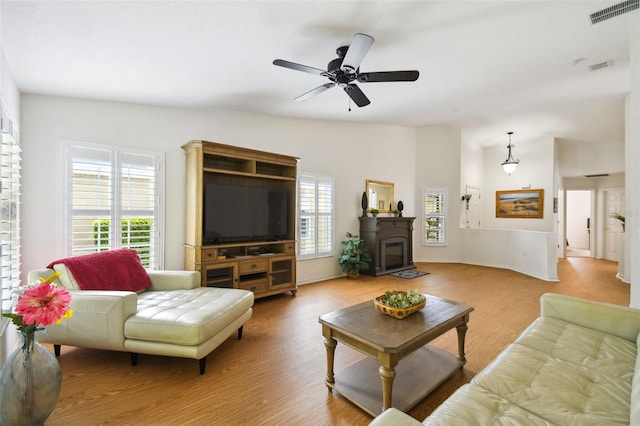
(590, 0, 639, 24)
(584, 173, 610, 178)
(589, 60, 614, 71)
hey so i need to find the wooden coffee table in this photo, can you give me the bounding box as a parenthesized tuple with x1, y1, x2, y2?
(318, 294, 473, 416)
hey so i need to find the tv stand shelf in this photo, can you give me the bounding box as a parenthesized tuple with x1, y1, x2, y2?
(202, 167, 295, 181)
(201, 240, 295, 262)
(182, 141, 298, 298)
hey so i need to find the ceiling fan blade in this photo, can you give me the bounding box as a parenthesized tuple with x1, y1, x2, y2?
(341, 33, 374, 74)
(343, 84, 370, 107)
(295, 83, 336, 102)
(273, 59, 326, 76)
(357, 70, 420, 83)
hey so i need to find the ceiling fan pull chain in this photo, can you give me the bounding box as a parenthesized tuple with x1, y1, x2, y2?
(348, 97, 352, 112)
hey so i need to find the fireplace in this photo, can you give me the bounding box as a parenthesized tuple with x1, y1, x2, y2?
(381, 237, 407, 271)
(359, 217, 415, 276)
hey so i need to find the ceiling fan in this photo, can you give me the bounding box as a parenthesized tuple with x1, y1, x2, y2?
(273, 33, 419, 108)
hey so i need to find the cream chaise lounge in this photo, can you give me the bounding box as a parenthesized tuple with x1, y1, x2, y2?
(29, 249, 254, 374)
(370, 293, 640, 425)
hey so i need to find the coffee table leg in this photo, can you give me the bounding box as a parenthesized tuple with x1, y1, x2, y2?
(456, 314, 469, 365)
(378, 365, 396, 411)
(324, 337, 337, 389)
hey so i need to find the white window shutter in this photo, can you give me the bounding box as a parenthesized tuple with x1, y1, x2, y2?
(1, 106, 21, 314)
(298, 174, 334, 259)
(423, 188, 447, 246)
(63, 141, 164, 269)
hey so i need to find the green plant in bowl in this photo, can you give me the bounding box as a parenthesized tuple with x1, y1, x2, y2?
(379, 289, 425, 308)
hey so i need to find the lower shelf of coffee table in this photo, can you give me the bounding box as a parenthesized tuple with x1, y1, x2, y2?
(327, 345, 462, 417)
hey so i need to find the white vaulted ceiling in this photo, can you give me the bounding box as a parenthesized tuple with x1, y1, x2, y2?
(1, 1, 634, 146)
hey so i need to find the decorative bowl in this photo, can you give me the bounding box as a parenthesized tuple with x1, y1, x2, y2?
(374, 290, 426, 319)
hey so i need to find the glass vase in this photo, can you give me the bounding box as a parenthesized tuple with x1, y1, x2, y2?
(0, 331, 62, 426)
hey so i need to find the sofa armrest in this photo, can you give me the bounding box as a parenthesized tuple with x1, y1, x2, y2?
(541, 293, 640, 342)
(28, 268, 66, 286)
(369, 408, 423, 426)
(38, 290, 138, 352)
(146, 270, 201, 290)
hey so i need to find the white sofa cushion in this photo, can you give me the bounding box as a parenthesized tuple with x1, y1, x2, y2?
(369, 408, 422, 426)
(124, 287, 254, 346)
(516, 316, 636, 373)
(422, 384, 551, 426)
(473, 317, 635, 425)
(147, 270, 201, 290)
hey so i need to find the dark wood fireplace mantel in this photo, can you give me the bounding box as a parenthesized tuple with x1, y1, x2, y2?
(359, 217, 416, 276)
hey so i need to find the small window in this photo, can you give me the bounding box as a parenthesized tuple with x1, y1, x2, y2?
(423, 188, 447, 246)
(298, 174, 334, 259)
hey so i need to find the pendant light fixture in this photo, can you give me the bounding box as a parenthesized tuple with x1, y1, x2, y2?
(501, 131, 519, 175)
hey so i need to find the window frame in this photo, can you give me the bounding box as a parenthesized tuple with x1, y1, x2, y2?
(422, 187, 447, 247)
(297, 173, 334, 260)
(60, 140, 165, 269)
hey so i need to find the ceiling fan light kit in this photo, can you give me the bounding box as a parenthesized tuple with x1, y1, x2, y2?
(273, 33, 419, 108)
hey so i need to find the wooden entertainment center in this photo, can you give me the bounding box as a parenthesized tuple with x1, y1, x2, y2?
(182, 140, 298, 298)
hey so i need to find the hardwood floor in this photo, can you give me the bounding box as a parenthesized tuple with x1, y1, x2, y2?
(45, 258, 629, 425)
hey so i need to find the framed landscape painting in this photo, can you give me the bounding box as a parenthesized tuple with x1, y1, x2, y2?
(496, 189, 544, 218)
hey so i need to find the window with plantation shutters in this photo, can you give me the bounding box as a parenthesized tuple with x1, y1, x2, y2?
(423, 188, 447, 246)
(298, 174, 333, 259)
(62, 141, 164, 269)
(1, 104, 21, 318)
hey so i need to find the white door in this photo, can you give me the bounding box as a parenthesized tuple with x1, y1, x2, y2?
(604, 188, 625, 261)
(566, 190, 592, 255)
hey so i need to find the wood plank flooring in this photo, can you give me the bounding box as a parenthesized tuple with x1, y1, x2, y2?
(44, 258, 629, 425)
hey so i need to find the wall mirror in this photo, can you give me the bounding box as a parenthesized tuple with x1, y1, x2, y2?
(366, 180, 394, 212)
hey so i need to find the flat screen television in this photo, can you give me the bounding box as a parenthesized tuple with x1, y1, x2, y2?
(203, 183, 288, 244)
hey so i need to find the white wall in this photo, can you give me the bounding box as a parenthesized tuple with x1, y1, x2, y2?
(483, 136, 556, 232)
(460, 131, 485, 192)
(413, 126, 462, 262)
(460, 228, 558, 281)
(19, 94, 417, 285)
(557, 138, 625, 178)
(1, 51, 19, 124)
(460, 130, 485, 227)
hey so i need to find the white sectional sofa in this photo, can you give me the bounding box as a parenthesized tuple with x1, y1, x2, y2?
(29, 250, 254, 374)
(370, 293, 640, 425)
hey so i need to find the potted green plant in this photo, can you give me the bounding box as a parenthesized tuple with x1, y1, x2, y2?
(392, 209, 401, 217)
(611, 212, 625, 232)
(370, 209, 379, 217)
(339, 232, 372, 279)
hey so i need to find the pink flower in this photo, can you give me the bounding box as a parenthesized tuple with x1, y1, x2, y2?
(15, 283, 72, 327)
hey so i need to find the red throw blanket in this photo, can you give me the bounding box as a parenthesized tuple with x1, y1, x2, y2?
(47, 249, 151, 292)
